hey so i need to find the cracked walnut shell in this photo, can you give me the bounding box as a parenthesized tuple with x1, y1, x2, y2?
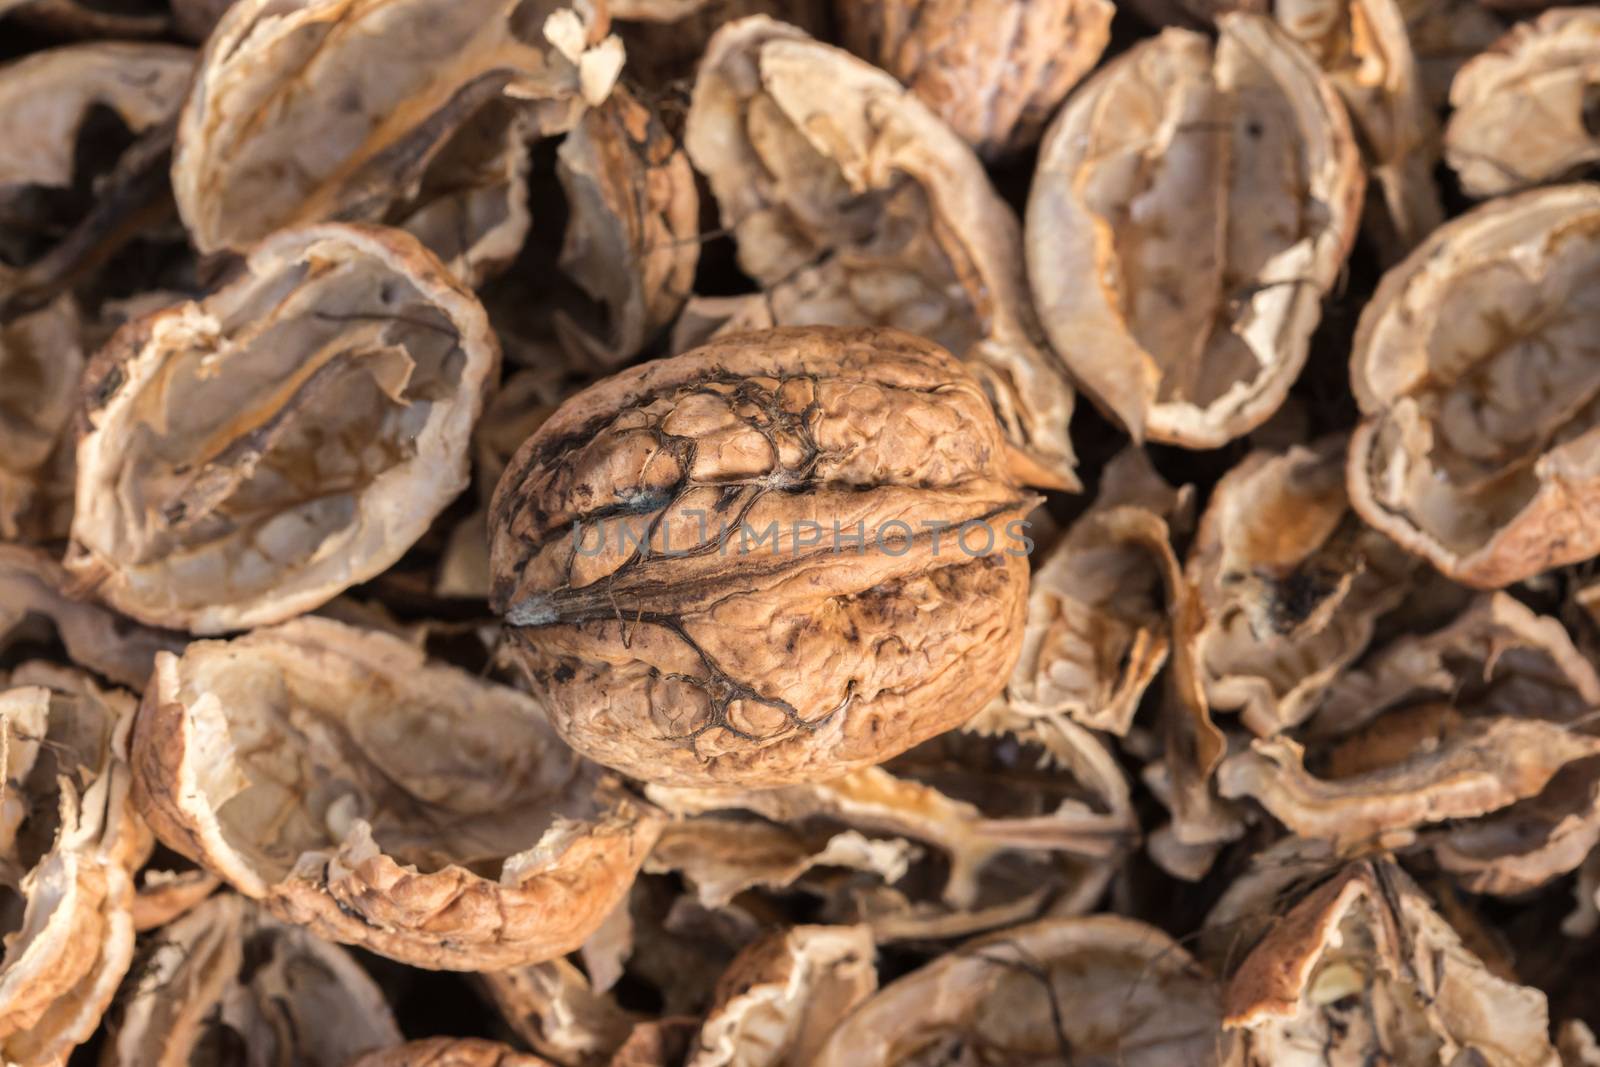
(489, 325, 1035, 788)
(129, 616, 662, 971)
(65, 223, 499, 634)
(1026, 15, 1364, 448)
(1347, 183, 1600, 588)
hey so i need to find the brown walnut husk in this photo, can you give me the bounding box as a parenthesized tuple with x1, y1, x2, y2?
(809, 916, 1232, 1065)
(489, 325, 1034, 788)
(1221, 857, 1560, 1066)
(684, 16, 1079, 490)
(171, 0, 623, 286)
(129, 616, 662, 970)
(1026, 14, 1364, 448)
(106, 892, 403, 1066)
(66, 223, 500, 634)
(1446, 10, 1600, 199)
(0, 664, 148, 1067)
(1347, 183, 1600, 588)
(834, 0, 1114, 159)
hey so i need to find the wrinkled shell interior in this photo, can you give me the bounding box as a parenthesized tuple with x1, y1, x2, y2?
(835, 0, 1114, 159)
(67, 224, 498, 633)
(1027, 14, 1363, 448)
(171, 0, 620, 282)
(489, 326, 1033, 787)
(1189, 437, 1415, 737)
(1446, 10, 1600, 198)
(1224, 859, 1558, 1066)
(350, 1038, 553, 1067)
(1348, 183, 1600, 588)
(810, 916, 1229, 1066)
(685, 17, 1079, 490)
(0, 664, 144, 1067)
(1220, 594, 1600, 848)
(130, 616, 659, 969)
(109, 892, 403, 1066)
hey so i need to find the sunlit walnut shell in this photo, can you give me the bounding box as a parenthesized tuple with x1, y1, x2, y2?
(349, 1039, 555, 1067)
(1219, 593, 1600, 850)
(106, 892, 402, 1066)
(684, 16, 1079, 490)
(1446, 10, 1600, 199)
(810, 916, 1231, 1065)
(0, 664, 147, 1067)
(0, 42, 193, 319)
(1347, 183, 1600, 588)
(1187, 437, 1416, 737)
(1000, 448, 1189, 737)
(482, 958, 640, 1066)
(489, 325, 1035, 788)
(129, 617, 663, 970)
(686, 924, 875, 1067)
(1222, 857, 1559, 1065)
(129, 865, 221, 931)
(1274, 0, 1443, 254)
(171, 0, 623, 285)
(65, 223, 499, 634)
(834, 0, 1114, 159)
(1026, 14, 1364, 448)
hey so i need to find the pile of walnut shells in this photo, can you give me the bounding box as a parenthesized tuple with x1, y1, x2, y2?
(10, 0, 1600, 1062)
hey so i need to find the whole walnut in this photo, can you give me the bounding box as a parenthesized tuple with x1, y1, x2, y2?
(488, 326, 1036, 788)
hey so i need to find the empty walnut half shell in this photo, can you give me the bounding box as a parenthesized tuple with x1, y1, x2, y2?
(1347, 183, 1600, 588)
(172, 0, 621, 285)
(130, 617, 662, 971)
(1446, 10, 1600, 199)
(1027, 14, 1364, 448)
(1223, 858, 1559, 1065)
(108, 892, 403, 1066)
(489, 325, 1035, 788)
(685, 16, 1079, 490)
(810, 916, 1230, 1065)
(0, 664, 147, 1067)
(66, 223, 499, 634)
(834, 0, 1114, 159)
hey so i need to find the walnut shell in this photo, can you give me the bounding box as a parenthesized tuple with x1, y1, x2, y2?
(684, 17, 1079, 490)
(0, 665, 146, 1067)
(1347, 183, 1600, 588)
(129, 616, 662, 970)
(489, 325, 1034, 788)
(65, 223, 499, 633)
(1223, 858, 1559, 1066)
(1026, 14, 1364, 448)
(171, 0, 620, 285)
(482, 958, 639, 1066)
(0, 298, 80, 541)
(1446, 10, 1600, 199)
(350, 1039, 555, 1067)
(834, 0, 1114, 159)
(106, 892, 402, 1066)
(809, 916, 1231, 1065)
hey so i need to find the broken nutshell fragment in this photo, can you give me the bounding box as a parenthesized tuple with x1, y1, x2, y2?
(1000, 448, 1189, 737)
(810, 916, 1231, 1065)
(489, 325, 1035, 787)
(686, 924, 875, 1067)
(834, 0, 1114, 159)
(0, 42, 193, 320)
(685, 17, 1079, 490)
(1222, 857, 1560, 1065)
(172, 0, 623, 286)
(1347, 183, 1600, 588)
(66, 223, 499, 634)
(1219, 594, 1600, 850)
(107, 892, 403, 1066)
(130, 617, 662, 970)
(0, 298, 81, 542)
(1027, 14, 1363, 448)
(1187, 437, 1416, 737)
(1446, 10, 1600, 199)
(0, 664, 147, 1067)
(349, 1039, 555, 1067)
(481, 957, 640, 1066)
